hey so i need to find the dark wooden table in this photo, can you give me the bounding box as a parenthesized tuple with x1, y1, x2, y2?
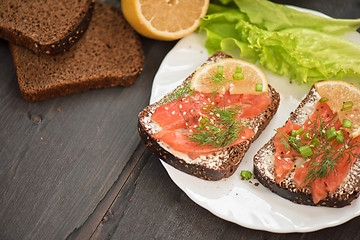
(1, 0, 360, 239)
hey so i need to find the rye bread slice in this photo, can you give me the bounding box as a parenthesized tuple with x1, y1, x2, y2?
(138, 52, 280, 180)
(10, 2, 144, 103)
(0, 0, 94, 55)
(253, 86, 360, 207)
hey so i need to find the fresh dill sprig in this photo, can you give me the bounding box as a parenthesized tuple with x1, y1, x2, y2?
(160, 81, 194, 104)
(301, 138, 357, 186)
(206, 72, 232, 98)
(275, 109, 359, 186)
(161, 68, 232, 105)
(275, 129, 302, 152)
(187, 104, 246, 148)
(311, 110, 327, 140)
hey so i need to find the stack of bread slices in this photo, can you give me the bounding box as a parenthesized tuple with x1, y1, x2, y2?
(0, 0, 144, 102)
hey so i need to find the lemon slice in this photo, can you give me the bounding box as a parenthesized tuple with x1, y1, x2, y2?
(315, 80, 360, 138)
(190, 58, 268, 95)
(121, 0, 209, 41)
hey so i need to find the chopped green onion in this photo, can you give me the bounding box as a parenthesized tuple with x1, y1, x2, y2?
(255, 83, 263, 92)
(326, 127, 337, 141)
(336, 130, 345, 143)
(240, 170, 252, 180)
(299, 145, 313, 158)
(235, 66, 242, 73)
(291, 128, 304, 137)
(342, 119, 353, 128)
(303, 130, 311, 141)
(233, 72, 244, 80)
(310, 137, 320, 147)
(199, 117, 209, 126)
(296, 128, 304, 136)
(217, 65, 224, 76)
(319, 97, 329, 102)
(342, 101, 353, 111)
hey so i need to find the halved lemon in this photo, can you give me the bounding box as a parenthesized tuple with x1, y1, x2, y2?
(190, 58, 268, 95)
(121, 0, 209, 41)
(315, 80, 360, 138)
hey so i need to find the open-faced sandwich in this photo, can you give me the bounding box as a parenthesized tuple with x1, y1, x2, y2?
(254, 80, 360, 207)
(138, 52, 280, 180)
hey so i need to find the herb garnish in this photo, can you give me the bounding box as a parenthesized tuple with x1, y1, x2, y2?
(276, 110, 358, 186)
(241, 170, 252, 180)
(163, 66, 249, 148)
(206, 71, 232, 98)
(161, 81, 194, 104)
(186, 67, 248, 148)
(187, 104, 247, 148)
(275, 129, 302, 152)
(302, 139, 357, 186)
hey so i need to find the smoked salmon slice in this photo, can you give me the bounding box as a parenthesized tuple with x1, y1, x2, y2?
(151, 90, 269, 159)
(274, 101, 360, 203)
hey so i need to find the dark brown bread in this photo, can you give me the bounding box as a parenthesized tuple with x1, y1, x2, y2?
(10, 2, 144, 103)
(138, 52, 280, 180)
(0, 0, 94, 55)
(253, 86, 360, 207)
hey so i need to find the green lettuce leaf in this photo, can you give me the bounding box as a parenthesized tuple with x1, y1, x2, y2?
(233, 0, 360, 35)
(199, 4, 247, 54)
(198, 0, 360, 84)
(240, 22, 360, 83)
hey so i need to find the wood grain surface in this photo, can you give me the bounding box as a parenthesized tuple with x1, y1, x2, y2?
(0, 8, 176, 239)
(1, 0, 360, 239)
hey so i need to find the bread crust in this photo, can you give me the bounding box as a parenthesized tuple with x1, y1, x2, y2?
(10, 2, 144, 103)
(0, 0, 94, 55)
(253, 86, 360, 207)
(138, 52, 280, 180)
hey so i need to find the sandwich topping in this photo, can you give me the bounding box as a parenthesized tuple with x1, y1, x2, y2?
(274, 80, 360, 204)
(151, 58, 271, 160)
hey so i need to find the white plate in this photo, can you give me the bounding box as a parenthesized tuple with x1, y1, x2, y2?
(150, 7, 360, 233)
